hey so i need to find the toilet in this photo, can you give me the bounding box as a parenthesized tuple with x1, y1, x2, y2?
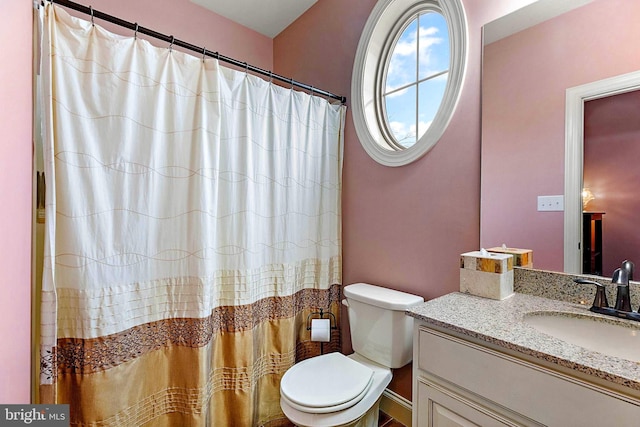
(280, 283, 424, 427)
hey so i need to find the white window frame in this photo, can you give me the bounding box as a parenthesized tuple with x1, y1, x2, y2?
(351, 0, 468, 167)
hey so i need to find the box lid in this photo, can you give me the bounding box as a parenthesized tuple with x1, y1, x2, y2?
(460, 251, 513, 273)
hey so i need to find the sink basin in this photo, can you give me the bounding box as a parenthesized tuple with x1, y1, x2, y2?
(524, 311, 640, 362)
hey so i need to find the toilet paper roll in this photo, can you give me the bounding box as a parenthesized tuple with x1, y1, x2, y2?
(310, 318, 331, 342)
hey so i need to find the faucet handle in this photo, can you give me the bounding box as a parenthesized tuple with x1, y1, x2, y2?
(574, 278, 609, 309)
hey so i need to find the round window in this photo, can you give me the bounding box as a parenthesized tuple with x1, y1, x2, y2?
(352, 0, 467, 167)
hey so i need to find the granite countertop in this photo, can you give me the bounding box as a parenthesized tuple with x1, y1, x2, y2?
(406, 292, 640, 392)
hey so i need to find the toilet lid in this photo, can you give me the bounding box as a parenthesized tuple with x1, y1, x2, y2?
(280, 352, 374, 410)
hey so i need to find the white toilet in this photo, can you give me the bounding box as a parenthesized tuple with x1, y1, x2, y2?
(280, 283, 424, 427)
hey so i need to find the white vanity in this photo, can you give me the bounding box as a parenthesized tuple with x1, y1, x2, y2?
(407, 292, 640, 426)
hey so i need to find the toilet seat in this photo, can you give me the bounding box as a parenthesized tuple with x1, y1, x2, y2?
(280, 352, 374, 413)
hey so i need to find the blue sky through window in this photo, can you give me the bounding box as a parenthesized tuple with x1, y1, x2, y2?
(384, 12, 449, 148)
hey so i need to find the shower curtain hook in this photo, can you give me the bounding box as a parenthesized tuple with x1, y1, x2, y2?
(134, 23, 138, 39)
(168, 35, 174, 51)
(244, 62, 249, 74)
(290, 78, 294, 90)
(202, 46, 207, 62)
(310, 86, 314, 96)
(89, 5, 94, 26)
(269, 71, 273, 83)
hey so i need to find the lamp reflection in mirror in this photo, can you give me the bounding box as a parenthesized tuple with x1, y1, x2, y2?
(582, 188, 595, 210)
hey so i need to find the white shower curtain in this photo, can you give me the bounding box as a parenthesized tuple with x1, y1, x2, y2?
(39, 4, 345, 426)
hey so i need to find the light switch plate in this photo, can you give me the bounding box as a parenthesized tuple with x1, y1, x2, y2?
(537, 195, 564, 211)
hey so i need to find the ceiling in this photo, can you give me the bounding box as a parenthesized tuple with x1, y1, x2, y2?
(483, 0, 593, 44)
(191, 0, 318, 38)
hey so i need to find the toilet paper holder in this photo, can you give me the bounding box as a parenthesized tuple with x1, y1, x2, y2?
(306, 308, 337, 354)
(305, 308, 338, 332)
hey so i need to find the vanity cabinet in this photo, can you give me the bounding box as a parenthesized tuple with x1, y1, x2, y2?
(413, 323, 640, 426)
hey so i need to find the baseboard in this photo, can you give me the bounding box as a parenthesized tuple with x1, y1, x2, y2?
(380, 389, 412, 427)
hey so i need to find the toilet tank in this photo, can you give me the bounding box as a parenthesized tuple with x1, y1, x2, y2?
(343, 283, 424, 369)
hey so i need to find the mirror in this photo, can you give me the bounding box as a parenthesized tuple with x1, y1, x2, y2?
(480, 0, 640, 276)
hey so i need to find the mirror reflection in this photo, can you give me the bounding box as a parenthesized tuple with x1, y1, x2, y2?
(480, 0, 640, 277)
(583, 90, 640, 277)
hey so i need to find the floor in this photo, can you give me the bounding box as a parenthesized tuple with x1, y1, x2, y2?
(279, 410, 405, 427)
(378, 411, 406, 427)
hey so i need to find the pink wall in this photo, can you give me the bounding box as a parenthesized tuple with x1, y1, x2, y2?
(584, 90, 640, 277)
(0, 0, 33, 403)
(1, 0, 270, 403)
(481, 0, 640, 272)
(274, 0, 536, 337)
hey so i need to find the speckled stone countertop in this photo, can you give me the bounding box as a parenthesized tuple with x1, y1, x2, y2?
(513, 267, 640, 308)
(407, 291, 640, 393)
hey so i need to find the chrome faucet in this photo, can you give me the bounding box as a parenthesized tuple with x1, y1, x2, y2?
(622, 259, 634, 282)
(574, 260, 639, 322)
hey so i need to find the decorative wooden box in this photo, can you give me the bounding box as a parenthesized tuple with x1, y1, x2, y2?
(487, 246, 533, 268)
(460, 251, 514, 300)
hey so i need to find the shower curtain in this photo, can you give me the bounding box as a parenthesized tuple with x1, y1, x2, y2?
(38, 4, 345, 426)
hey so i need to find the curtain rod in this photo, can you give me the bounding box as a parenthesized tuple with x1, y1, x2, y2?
(48, 0, 347, 104)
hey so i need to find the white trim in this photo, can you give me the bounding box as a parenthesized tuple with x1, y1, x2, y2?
(381, 389, 413, 426)
(351, 0, 468, 167)
(564, 70, 640, 273)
